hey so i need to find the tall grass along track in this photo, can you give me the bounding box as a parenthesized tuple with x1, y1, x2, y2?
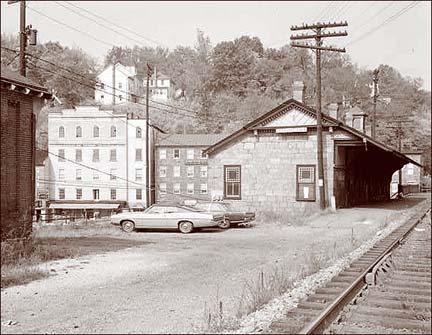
(269, 207, 431, 334)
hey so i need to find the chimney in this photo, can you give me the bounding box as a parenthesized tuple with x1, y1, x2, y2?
(292, 81, 305, 103)
(328, 102, 344, 120)
(345, 106, 368, 133)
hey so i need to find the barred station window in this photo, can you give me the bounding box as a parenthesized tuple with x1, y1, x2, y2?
(111, 189, 117, 200)
(296, 165, 316, 202)
(59, 126, 65, 138)
(224, 165, 241, 199)
(93, 126, 99, 138)
(76, 189, 82, 200)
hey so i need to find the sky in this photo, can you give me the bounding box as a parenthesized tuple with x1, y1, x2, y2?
(1, 1, 431, 90)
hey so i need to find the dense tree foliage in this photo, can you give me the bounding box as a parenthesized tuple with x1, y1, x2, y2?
(1, 31, 430, 173)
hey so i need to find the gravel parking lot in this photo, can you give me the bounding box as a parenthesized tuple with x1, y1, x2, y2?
(1, 196, 429, 334)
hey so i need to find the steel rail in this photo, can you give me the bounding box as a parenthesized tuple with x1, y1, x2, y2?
(299, 207, 431, 334)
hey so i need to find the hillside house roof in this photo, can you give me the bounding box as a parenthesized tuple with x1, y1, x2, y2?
(1, 65, 52, 98)
(203, 98, 421, 167)
(156, 133, 227, 147)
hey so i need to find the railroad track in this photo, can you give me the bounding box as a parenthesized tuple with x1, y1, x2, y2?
(270, 207, 431, 334)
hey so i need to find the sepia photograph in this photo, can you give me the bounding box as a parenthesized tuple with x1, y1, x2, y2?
(1, 1, 431, 334)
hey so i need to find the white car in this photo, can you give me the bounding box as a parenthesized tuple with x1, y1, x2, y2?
(111, 204, 225, 233)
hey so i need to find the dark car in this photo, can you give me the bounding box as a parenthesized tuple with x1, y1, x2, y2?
(193, 201, 255, 229)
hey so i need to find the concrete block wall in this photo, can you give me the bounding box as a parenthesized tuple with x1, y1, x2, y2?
(207, 130, 335, 214)
(1, 90, 35, 240)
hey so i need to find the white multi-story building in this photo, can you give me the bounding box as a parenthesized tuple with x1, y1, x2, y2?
(147, 70, 172, 101)
(47, 106, 160, 217)
(95, 63, 143, 105)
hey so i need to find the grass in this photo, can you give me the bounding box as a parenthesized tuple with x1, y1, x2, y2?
(200, 225, 365, 333)
(1, 220, 146, 288)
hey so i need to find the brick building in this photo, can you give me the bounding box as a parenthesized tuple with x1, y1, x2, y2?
(1, 66, 52, 240)
(203, 83, 420, 214)
(155, 134, 225, 203)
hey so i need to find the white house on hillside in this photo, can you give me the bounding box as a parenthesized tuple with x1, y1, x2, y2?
(95, 63, 143, 105)
(146, 70, 172, 101)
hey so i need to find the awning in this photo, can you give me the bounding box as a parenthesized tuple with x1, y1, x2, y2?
(49, 203, 120, 210)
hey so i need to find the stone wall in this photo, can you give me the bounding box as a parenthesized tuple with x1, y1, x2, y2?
(207, 129, 337, 214)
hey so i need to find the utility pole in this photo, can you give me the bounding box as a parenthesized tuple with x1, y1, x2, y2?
(145, 63, 154, 208)
(291, 21, 348, 210)
(372, 69, 379, 139)
(19, 0, 26, 76)
(386, 118, 411, 185)
(112, 58, 116, 105)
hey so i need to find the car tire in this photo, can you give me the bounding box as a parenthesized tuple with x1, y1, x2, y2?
(178, 221, 194, 234)
(121, 220, 135, 233)
(219, 218, 231, 229)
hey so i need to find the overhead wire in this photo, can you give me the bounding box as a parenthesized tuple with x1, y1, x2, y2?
(62, 0, 168, 49)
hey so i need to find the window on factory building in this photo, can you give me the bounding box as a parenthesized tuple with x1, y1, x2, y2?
(76, 189, 82, 200)
(76, 126, 82, 138)
(173, 149, 180, 159)
(160, 166, 167, 178)
(159, 184, 167, 194)
(159, 149, 166, 160)
(59, 126, 65, 138)
(93, 149, 99, 162)
(136, 189, 142, 200)
(173, 183, 181, 194)
(111, 126, 117, 137)
(110, 149, 117, 162)
(93, 189, 100, 200)
(187, 166, 194, 178)
(93, 126, 99, 138)
(136, 148, 142, 161)
(75, 149, 82, 162)
(59, 188, 65, 200)
(111, 189, 117, 200)
(58, 149, 65, 162)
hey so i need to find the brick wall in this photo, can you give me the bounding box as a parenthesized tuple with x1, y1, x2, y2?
(155, 146, 212, 204)
(1, 89, 35, 240)
(207, 130, 336, 213)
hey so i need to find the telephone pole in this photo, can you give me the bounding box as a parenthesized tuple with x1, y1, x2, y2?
(145, 63, 154, 208)
(372, 69, 379, 139)
(290, 21, 348, 210)
(386, 117, 411, 185)
(19, 0, 26, 76)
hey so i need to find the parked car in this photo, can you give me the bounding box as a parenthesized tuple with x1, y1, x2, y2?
(110, 204, 225, 233)
(193, 201, 255, 229)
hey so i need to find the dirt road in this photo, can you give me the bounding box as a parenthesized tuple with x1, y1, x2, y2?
(1, 196, 428, 334)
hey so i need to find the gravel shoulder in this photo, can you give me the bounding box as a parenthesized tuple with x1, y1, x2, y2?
(1, 195, 429, 334)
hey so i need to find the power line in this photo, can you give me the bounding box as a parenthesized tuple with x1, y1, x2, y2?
(348, 1, 396, 35)
(22, 49, 200, 116)
(313, 1, 336, 22)
(26, 5, 114, 48)
(63, 0, 168, 49)
(346, 1, 420, 47)
(37, 147, 212, 202)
